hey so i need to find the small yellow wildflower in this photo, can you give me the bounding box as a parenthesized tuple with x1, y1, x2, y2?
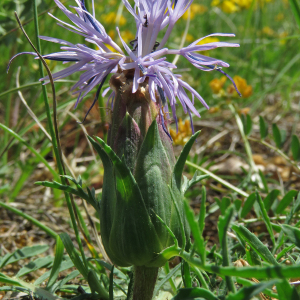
(170, 118, 192, 146)
(197, 36, 220, 45)
(208, 106, 220, 114)
(211, 0, 239, 13)
(279, 31, 288, 45)
(209, 76, 227, 94)
(120, 30, 135, 44)
(262, 26, 275, 36)
(182, 4, 207, 20)
(103, 12, 126, 26)
(275, 13, 284, 21)
(185, 33, 194, 43)
(228, 76, 252, 98)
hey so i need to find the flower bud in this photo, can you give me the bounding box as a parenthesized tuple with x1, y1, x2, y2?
(89, 70, 199, 267)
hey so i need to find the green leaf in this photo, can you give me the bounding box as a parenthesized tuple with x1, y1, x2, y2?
(87, 270, 109, 299)
(109, 265, 114, 300)
(172, 288, 218, 300)
(173, 130, 201, 189)
(59, 233, 88, 280)
(184, 200, 205, 263)
(258, 169, 268, 193)
(282, 224, 300, 248)
(183, 172, 209, 194)
(226, 280, 278, 300)
(289, 0, 300, 29)
(0, 245, 49, 268)
(50, 270, 80, 293)
(291, 135, 300, 161)
(276, 279, 300, 300)
(46, 236, 64, 291)
(259, 116, 268, 140)
(276, 190, 298, 214)
(218, 206, 235, 292)
(35, 180, 90, 204)
(256, 191, 275, 247)
(272, 124, 283, 148)
(240, 192, 256, 218)
(276, 244, 296, 261)
(153, 264, 181, 298)
(34, 257, 74, 286)
(264, 189, 280, 212)
(219, 197, 231, 216)
(241, 114, 252, 136)
(198, 186, 206, 235)
(16, 256, 53, 278)
(182, 261, 192, 288)
(232, 224, 277, 264)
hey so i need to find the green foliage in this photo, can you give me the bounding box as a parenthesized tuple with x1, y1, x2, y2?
(259, 116, 268, 140)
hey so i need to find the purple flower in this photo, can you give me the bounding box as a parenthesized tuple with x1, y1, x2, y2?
(8, 0, 240, 127)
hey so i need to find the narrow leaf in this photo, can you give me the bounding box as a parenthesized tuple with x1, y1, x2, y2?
(173, 131, 201, 189)
(173, 288, 218, 300)
(276, 190, 297, 214)
(46, 236, 64, 291)
(289, 0, 300, 29)
(0, 245, 49, 268)
(291, 135, 300, 161)
(256, 191, 275, 247)
(226, 280, 278, 300)
(240, 192, 256, 218)
(259, 116, 268, 140)
(59, 233, 88, 280)
(282, 224, 300, 248)
(264, 189, 280, 212)
(184, 200, 205, 263)
(232, 225, 277, 264)
(16, 256, 53, 278)
(272, 123, 283, 148)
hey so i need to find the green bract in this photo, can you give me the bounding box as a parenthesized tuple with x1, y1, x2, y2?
(88, 72, 201, 267)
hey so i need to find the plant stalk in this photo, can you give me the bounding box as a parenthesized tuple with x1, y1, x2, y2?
(132, 266, 159, 300)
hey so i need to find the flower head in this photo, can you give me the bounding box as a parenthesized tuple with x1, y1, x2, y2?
(8, 0, 240, 128)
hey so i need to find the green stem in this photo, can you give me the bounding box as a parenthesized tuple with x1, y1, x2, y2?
(185, 161, 249, 197)
(163, 263, 177, 293)
(31, 2, 87, 267)
(132, 266, 159, 300)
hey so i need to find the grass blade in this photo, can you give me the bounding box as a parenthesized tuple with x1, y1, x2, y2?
(46, 236, 64, 291)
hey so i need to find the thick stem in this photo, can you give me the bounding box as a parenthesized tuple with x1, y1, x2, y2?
(132, 266, 159, 300)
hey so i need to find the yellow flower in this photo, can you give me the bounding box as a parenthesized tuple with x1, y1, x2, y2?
(228, 76, 252, 98)
(170, 119, 192, 146)
(197, 37, 220, 45)
(262, 26, 275, 36)
(275, 13, 284, 21)
(279, 31, 288, 45)
(120, 30, 135, 44)
(212, 0, 239, 13)
(182, 4, 207, 20)
(209, 76, 227, 94)
(103, 12, 126, 26)
(233, 0, 252, 9)
(185, 33, 194, 43)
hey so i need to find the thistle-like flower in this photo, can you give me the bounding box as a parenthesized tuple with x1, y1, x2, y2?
(9, 0, 240, 127)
